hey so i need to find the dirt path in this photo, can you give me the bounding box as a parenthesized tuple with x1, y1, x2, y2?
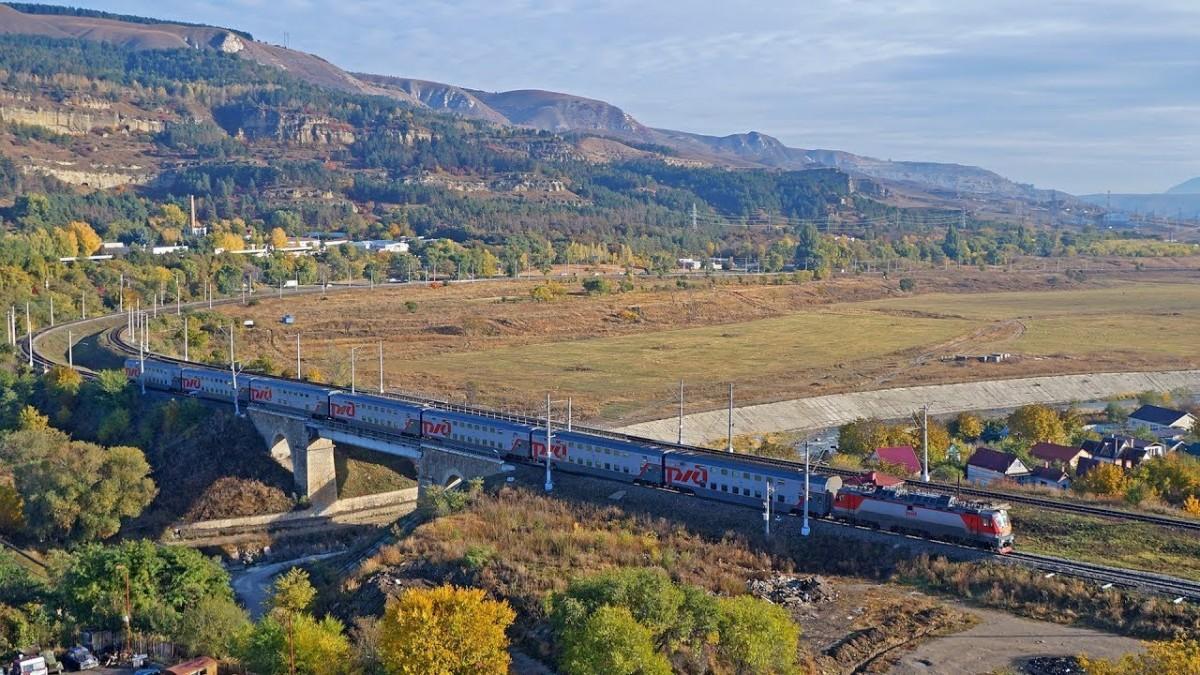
(888, 604, 1143, 674)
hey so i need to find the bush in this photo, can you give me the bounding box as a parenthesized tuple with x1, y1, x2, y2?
(581, 277, 613, 295)
(184, 477, 294, 521)
(898, 277, 916, 292)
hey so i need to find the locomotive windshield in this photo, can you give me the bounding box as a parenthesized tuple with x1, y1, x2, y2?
(993, 510, 1010, 531)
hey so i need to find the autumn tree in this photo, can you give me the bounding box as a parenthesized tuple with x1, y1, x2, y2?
(559, 605, 670, 675)
(953, 412, 984, 440)
(67, 221, 102, 256)
(1007, 404, 1067, 445)
(377, 585, 514, 675)
(1073, 463, 1130, 498)
(241, 567, 355, 675)
(270, 227, 290, 250)
(837, 418, 911, 456)
(715, 595, 800, 674)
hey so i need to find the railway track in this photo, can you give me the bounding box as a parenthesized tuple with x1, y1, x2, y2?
(1003, 551, 1200, 601)
(27, 301, 1200, 603)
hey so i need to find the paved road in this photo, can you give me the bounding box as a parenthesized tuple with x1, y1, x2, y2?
(230, 551, 345, 618)
(615, 370, 1200, 444)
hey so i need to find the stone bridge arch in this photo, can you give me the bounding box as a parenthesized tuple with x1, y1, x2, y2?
(247, 409, 337, 508)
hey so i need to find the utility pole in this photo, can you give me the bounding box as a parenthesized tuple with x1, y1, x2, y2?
(183, 316, 189, 362)
(677, 380, 684, 445)
(801, 441, 811, 536)
(119, 564, 131, 659)
(566, 397, 572, 431)
(378, 341, 384, 394)
(138, 312, 145, 394)
(229, 324, 239, 415)
(49, 295, 54, 327)
(544, 393, 554, 492)
(727, 383, 734, 452)
(81, 292, 86, 319)
(67, 329, 72, 368)
(350, 346, 359, 394)
(279, 280, 283, 299)
(296, 334, 302, 379)
(921, 403, 930, 483)
(118, 273, 124, 312)
(25, 302, 32, 368)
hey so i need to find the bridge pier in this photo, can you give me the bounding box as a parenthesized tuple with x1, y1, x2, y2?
(248, 409, 338, 508)
(417, 445, 512, 497)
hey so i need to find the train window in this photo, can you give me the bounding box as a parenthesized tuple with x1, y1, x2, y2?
(604, 463, 611, 470)
(720, 468, 728, 476)
(755, 490, 762, 499)
(754, 475, 762, 482)
(743, 472, 751, 479)
(720, 485, 728, 492)
(710, 483, 717, 490)
(623, 467, 630, 474)
(777, 495, 786, 503)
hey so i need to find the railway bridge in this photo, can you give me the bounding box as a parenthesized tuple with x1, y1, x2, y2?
(245, 406, 512, 507)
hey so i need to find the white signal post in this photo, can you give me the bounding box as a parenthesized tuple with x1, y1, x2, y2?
(81, 292, 86, 319)
(183, 316, 189, 362)
(726, 383, 734, 452)
(763, 481, 772, 538)
(67, 329, 72, 369)
(677, 379, 684, 445)
(49, 295, 54, 327)
(921, 403, 930, 483)
(802, 440, 811, 537)
(378, 341, 384, 394)
(295, 334, 302, 379)
(229, 324, 239, 416)
(544, 393, 554, 493)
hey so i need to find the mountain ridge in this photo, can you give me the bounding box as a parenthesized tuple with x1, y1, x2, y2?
(0, 3, 1058, 201)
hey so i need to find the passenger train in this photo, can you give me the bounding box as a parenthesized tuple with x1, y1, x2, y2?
(124, 356, 1014, 552)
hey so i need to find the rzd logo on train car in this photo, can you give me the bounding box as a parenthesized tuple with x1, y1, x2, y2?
(330, 401, 356, 418)
(530, 440, 568, 459)
(422, 420, 452, 437)
(250, 387, 272, 402)
(664, 466, 708, 487)
(181, 376, 202, 390)
(124, 366, 140, 378)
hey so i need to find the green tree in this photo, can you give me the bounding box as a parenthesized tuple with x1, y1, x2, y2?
(560, 605, 671, 675)
(0, 428, 156, 542)
(175, 595, 251, 659)
(581, 277, 613, 295)
(271, 568, 317, 615)
(715, 595, 800, 674)
(548, 568, 685, 648)
(837, 418, 910, 456)
(58, 540, 233, 634)
(377, 585, 514, 675)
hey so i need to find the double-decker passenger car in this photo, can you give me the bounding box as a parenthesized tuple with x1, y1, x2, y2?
(124, 357, 178, 390)
(328, 392, 423, 436)
(422, 408, 535, 456)
(248, 378, 334, 416)
(180, 366, 245, 402)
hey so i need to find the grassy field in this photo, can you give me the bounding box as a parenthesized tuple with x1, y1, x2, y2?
(1011, 506, 1200, 581)
(198, 274, 1200, 424)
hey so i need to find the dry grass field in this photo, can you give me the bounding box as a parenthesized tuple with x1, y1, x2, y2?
(200, 263, 1200, 425)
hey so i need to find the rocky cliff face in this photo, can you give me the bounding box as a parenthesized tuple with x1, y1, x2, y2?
(0, 104, 164, 135)
(215, 104, 355, 145)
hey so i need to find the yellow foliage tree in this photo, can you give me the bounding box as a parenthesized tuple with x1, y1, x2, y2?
(1073, 463, 1130, 497)
(17, 405, 49, 430)
(270, 227, 289, 250)
(0, 482, 24, 534)
(1183, 494, 1200, 516)
(1078, 638, 1200, 674)
(212, 232, 244, 252)
(955, 412, 984, 440)
(67, 220, 102, 256)
(1007, 404, 1067, 444)
(378, 585, 514, 675)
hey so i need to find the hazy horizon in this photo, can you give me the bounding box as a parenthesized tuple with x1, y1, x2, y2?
(28, 0, 1200, 195)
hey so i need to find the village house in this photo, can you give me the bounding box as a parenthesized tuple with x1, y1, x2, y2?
(965, 447, 1030, 485)
(1127, 404, 1196, 439)
(1029, 442, 1091, 470)
(1020, 465, 1072, 490)
(1080, 434, 1167, 469)
(870, 445, 923, 476)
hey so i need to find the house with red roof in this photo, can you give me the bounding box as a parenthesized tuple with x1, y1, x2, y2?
(1029, 442, 1091, 470)
(870, 445, 923, 476)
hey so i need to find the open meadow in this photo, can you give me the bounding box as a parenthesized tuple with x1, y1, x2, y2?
(197, 264, 1200, 425)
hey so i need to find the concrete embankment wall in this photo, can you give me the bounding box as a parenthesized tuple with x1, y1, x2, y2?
(614, 370, 1200, 445)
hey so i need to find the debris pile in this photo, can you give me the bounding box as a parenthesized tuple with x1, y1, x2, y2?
(1022, 656, 1085, 675)
(747, 575, 837, 608)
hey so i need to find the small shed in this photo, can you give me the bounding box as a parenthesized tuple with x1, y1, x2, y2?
(282, 314, 295, 325)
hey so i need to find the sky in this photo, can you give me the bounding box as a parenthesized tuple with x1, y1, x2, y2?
(41, 0, 1200, 194)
